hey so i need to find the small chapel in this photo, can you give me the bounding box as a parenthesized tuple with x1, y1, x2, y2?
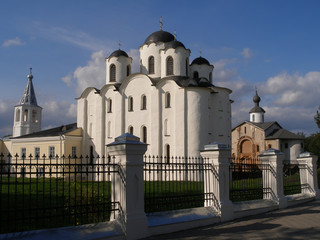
(231, 91, 304, 163)
(77, 26, 232, 158)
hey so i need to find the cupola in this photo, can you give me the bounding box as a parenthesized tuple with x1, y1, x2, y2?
(249, 90, 265, 123)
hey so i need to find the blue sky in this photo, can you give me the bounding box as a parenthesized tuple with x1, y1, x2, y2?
(1, 0, 320, 137)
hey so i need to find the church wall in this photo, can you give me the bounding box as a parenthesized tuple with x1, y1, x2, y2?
(140, 43, 165, 78)
(160, 48, 189, 77)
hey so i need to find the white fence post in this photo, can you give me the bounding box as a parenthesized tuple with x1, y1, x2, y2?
(200, 142, 234, 222)
(297, 152, 320, 199)
(259, 148, 287, 209)
(107, 133, 148, 240)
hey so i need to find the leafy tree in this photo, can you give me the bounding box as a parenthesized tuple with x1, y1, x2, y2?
(315, 106, 320, 129)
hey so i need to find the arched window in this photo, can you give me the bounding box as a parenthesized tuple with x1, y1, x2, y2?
(193, 71, 199, 79)
(165, 92, 171, 108)
(166, 56, 173, 76)
(23, 109, 28, 122)
(165, 144, 170, 164)
(110, 64, 116, 82)
(141, 95, 147, 110)
(107, 98, 112, 113)
(128, 126, 134, 135)
(127, 65, 131, 76)
(148, 56, 155, 74)
(128, 96, 133, 111)
(32, 110, 37, 122)
(209, 72, 212, 83)
(16, 109, 20, 122)
(142, 126, 147, 143)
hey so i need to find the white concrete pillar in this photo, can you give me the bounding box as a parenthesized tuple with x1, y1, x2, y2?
(107, 133, 148, 240)
(200, 142, 234, 222)
(297, 152, 320, 199)
(259, 148, 287, 208)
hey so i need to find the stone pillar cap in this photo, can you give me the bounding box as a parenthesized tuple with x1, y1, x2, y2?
(203, 142, 230, 151)
(259, 148, 283, 156)
(107, 133, 146, 146)
(298, 152, 313, 158)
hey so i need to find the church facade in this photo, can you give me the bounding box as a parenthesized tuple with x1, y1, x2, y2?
(77, 29, 232, 158)
(232, 91, 304, 163)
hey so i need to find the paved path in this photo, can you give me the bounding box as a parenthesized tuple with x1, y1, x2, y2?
(143, 200, 320, 240)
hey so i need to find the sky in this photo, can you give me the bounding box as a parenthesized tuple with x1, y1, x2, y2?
(1, 0, 320, 138)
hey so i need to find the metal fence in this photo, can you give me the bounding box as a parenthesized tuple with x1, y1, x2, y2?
(283, 162, 303, 195)
(230, 158, 270, 202)
(0, 153, 119, 234)
(143, 155, 214, 213)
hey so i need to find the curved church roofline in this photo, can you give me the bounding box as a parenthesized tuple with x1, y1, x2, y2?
(118, 73, 154, 92)
(77, 87, 101, 99)
(212, 86, 232, 94)
(100, 83, 119, 95)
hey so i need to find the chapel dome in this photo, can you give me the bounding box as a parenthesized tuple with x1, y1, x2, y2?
(164, 40, 186, 50)
(191, 56, 210, 66)
(144, 30, 175, 45)
(253, 91, 261, 103)
(108, 49, 129, 58)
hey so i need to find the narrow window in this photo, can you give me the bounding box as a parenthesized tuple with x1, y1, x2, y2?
(90, 146, 94, 164)
(256, 145, 260, 152)
(128, 96, 133, 111)
(16, 109, 20, 122)
(110, 64, 116, 82)
(49, 146, 55, 158)
(165, 92, 171, 108)
(252, 114, 255, 122)
(72, 146, 77, 158)
(285, 143, 289, 149)
(186, 59, 189, 76)
(164, 119, 169, 136)
(193, 71, 199, 79)
(34, 147, 40, 158)
(107, 98, 112, 113)
(23, 109, 28, 121)
(127, 65, 131, 76)
(32, 110, 37, 122)
(141, 95, 147, 110)
(165, 144, 170, 164)
(142, 126, 147, 143)
(244, 127, 247, 134)
(166, 56, 173, 76)
(21, 148, 26, 159)
(128, 126, 134, 135)
(148, 56, 155, 74)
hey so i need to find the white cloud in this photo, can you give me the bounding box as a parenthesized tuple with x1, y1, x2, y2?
(240, 48, 253, 59)
(61, 74, 73, 87)
(2, 37, 25, 47)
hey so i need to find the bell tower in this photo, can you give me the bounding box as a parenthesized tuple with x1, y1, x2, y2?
(249, 90, 265, 123)
(13, 68, 42, 137)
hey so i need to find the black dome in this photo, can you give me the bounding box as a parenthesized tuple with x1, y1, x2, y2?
(191, 56, 210, 66)
(108, 49, 129, 58)
(164, 40, 186, 50)
(144, 30, 175, 44)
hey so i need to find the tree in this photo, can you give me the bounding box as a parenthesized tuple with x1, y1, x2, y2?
(315, 106, 320, 129)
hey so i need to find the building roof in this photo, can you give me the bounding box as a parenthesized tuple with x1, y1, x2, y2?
(164, 40, 186, 50)
(265, 129, 304, 140)
(19, 70, 39, 106)
(144, 30, 175, 45)
(249, 105, 265, 113)
(191, 56, 211, 66)
(108, 49, 129, 58)
(11, 123, 78, 139)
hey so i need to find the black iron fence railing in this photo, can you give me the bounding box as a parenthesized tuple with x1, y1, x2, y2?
(143, 156, 213, 213)
(230, 162, 271, 202)
(283, 163, 303, 195)
(0, 153, 119, 234)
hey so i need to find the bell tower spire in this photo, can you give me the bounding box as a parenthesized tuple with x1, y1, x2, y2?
(13, 69, 42, 137)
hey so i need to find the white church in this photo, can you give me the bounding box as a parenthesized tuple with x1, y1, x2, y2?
(77, 27, 232, 158)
